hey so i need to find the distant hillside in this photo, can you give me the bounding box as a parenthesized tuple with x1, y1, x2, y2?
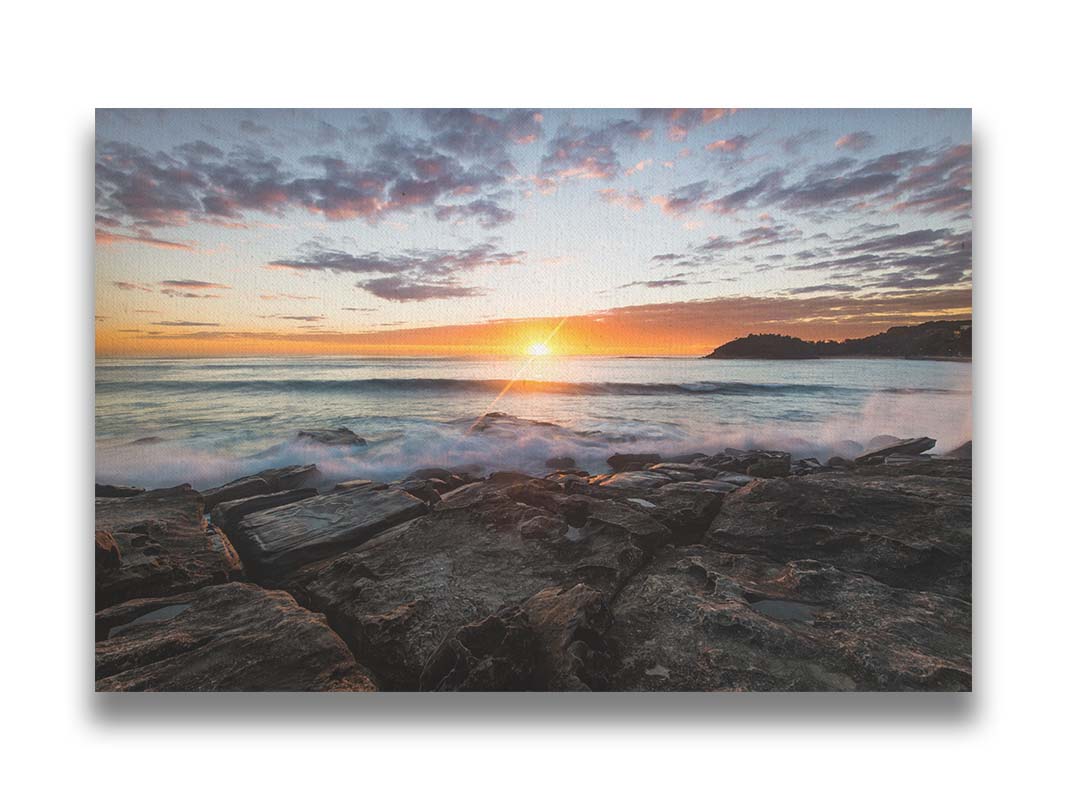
(704, 320, 972, 360)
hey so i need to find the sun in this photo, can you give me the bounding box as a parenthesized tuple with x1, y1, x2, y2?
(526, 342, 551, 357)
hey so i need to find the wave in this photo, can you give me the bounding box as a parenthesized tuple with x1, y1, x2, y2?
(95, 376, 964, 398)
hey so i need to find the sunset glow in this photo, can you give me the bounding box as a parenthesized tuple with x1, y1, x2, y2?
(95, 109, 971, 357)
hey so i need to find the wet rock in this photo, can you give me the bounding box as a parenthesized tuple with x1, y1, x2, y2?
(231, 483, 428, 579)
(945, 440, 972, 459)
(393, 479, 444, 506)
(95, 582, 376, 691)
(284, 474, 668, 688)
(95, 485, 243, 610)
(420, 583, 614, 691)
(791, 457, 823, 475)
(405, 467, 473, 492)
(827, 456, 854, 468)
(592, 470, 673, 491)
(202, 464, 320, 511)
(296, 427, 367, 446)
(708, 460, 972, 599)
(606, 453, 661, 472)
(95, 530, 121, 572)
(747, 454, 792, 478)
(211, 488, 318, 532)
(96, 483, 145, 498)
(545, 456, 577, 470)
(607, 546, 970, 691)
(855, 436, 936, 464)
(661, 452, 710, 464)
(335, 478, 385, 491)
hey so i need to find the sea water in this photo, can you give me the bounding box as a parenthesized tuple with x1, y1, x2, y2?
(95, 356, 972, 489)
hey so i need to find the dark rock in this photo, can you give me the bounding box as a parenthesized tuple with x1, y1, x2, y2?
(945, 440, 972, 459)
(202, 464, 320, 511)
(419, 583, 614, 691)
(211, 488, 318, 532)
(607, 546, 970, 690)
(95, 530, 121, 572)
(606, 453, 661, 472)
(827, 456, 854, 468)
(96, 483, 145, 498)
(284, 475, 669, 688)
(406, 467, 474, 492)
(855, 436, 936, 464)
(95, 485, 243, 610)
(592, 470, 673, 491)
(296, 427, 367, 446)
(791, 457, 823, 475)
(747, 454, 792, 478)
(708, 460, 972, 599)
(545, 456, 577, 470)
(661, 452, 710, 464)
(393, 479, 443, 506)
(231, 483, 428, 578)
(95, 582, 376, 691)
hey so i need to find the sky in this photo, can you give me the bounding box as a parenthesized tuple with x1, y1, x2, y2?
(95, 108, 971, 356)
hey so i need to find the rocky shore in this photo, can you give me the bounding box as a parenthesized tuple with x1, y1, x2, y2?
(95, 420, 972, 691)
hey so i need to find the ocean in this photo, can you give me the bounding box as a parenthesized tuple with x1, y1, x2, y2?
(95, 356, 973, 490)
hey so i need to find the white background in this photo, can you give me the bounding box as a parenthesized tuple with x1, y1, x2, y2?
(2, 1, 1064, 796)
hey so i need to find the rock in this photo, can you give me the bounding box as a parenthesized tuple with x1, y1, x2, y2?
(945, 440, 972, 459)
(95, 530, 121, 572)
(791, 457, 823, 475)
(202, 464, 320, 511)
(335, 478, 384, 491)
(211, 488, 318, 532)
(747, 454, 792, 478)
(827, 456, 854, 468)
(95, 582, 376, 691)
(96, 483, 144, 498)
(129, 436, 165, 446)
(296, 427, 367, 446)
(406, 467, 475, 492)
(606, 453, 661, 472)
(855, 436, 936, 464)
(649, 462, 720, 480)
(708, 460, 972, 599)
(284, 473, 669, 688)
(230, 483, 428, 578)
(392, 479, 443, 506)
(419, 584, 614, 691)
(592, 470, 673, 491)
(95, 485, 243, 610)
(545, 456, 577, 470)
(661, 452, 710, 464)
(702, 449, 791, 476)
(607, 545, 970, 691)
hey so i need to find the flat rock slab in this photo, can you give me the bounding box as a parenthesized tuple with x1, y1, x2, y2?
(856, 436, 936, 464)
(297, 427, 367, 446)
(212, 487, 318, 532)
(202, 464, 320, 511)
(709, 460, 972, 599)
(96, 582, 376, 691)
(285, 473, 670, 688)
(95, 486, 243, 609)
(607, 545, 971, 691)
(232, 484, 428, 577)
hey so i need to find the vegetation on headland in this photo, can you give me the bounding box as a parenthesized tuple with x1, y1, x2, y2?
(703, 319, 972, 360)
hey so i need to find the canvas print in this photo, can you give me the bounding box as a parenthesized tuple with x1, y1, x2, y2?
(94, 109, 972, 692)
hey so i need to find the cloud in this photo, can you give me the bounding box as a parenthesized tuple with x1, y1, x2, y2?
(639, 109, 736, 141)
(95, 130, 517, 232)
(705, 135, 755, 153)
(538, 119, 653, 184)
(112, 281, 153, 292)
(268, 241, 525, 302)
(260, 293, 320, 301)
(259, 314, 326, 322)
(159, 279, 231, 289)
(652, 143, 971, 218)
(420, 109, 543, 160)
(835, 131, 875, 151)
(95, 228, 192, 250)
(598, 188, 645, 211)
(151, 320, 221, 327)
